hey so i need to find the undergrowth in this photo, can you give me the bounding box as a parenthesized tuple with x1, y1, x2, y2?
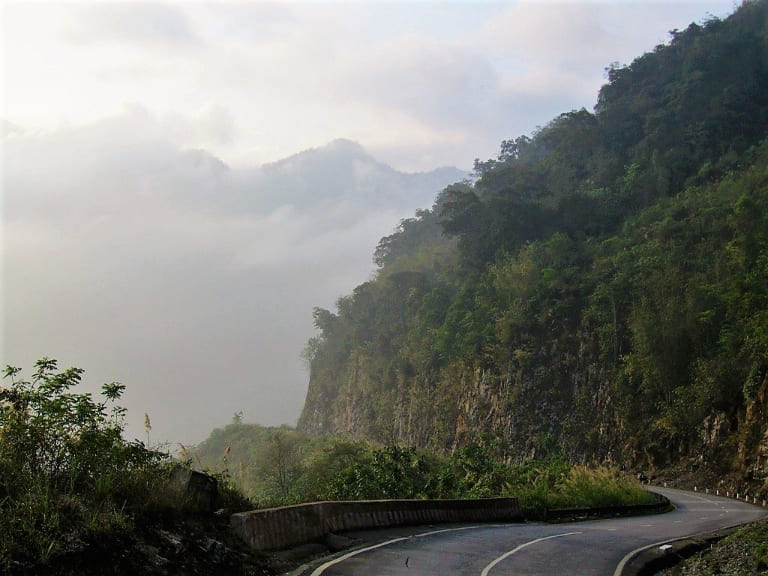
(194, 425, 655, 517)
(0, 358, 249, 574)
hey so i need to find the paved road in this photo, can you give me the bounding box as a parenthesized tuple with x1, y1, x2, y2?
(297, 487, 766, 576)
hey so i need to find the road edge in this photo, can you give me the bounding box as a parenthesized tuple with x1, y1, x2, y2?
(614, 524, 742, 576)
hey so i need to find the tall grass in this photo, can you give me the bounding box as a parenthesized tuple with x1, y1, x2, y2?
(547, 465, 654, 508)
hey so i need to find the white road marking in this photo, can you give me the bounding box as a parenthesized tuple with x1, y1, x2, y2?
(614, 538, 676, 576)
(614, 488, 768, 576)
(614, 524, 744, 576)
(309, 525, 495, 576)
(479, 532, 582, 576)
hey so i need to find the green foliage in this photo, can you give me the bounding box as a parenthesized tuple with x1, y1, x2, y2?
(0, 359, 225, 571)
(193, 421, 652, 518)
(324, 445, 437, 500)
(441, 441, 512, 498)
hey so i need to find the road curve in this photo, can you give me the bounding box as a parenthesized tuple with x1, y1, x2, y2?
(295, 487, 766, 576)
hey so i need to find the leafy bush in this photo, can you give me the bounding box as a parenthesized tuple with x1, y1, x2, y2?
(324, 444, 438, 500)
(0, 359, 172, 569)
(194, 422, 653, 520)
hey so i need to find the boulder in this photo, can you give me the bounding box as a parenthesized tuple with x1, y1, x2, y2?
(171, 467, 218, 513)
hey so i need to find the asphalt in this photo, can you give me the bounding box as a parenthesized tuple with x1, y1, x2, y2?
(290, 487, 767, 576)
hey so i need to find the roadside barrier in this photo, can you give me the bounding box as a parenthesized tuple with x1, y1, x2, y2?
(544, 492, 671, 522)
(231, 497, 522, 551)
(232, 482, 765, 553)
(659, 481, 767, 508)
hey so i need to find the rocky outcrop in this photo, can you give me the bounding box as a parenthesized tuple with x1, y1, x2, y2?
(738, 373, 768, 489)
(298, 336, 764, 485)
(171, 467, 219, 513)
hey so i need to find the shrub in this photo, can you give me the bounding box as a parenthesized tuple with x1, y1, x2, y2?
(0, 358, 169, 569)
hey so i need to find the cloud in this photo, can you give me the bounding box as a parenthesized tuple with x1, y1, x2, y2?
(3, 1, 736, 173)
(1, 112, 462, 445)
(64, 4, 199, 47)
(340, 36, 499, 128)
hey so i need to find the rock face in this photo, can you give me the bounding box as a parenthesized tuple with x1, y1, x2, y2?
(298, 336, 766, 495)
(298, 334, 617, 460)
(171, 467, 218, 513)
(738, 374, 768, 487)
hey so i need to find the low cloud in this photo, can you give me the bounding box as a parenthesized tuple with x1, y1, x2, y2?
(2, 112, 463, 445)
(64, 4, 200, 47)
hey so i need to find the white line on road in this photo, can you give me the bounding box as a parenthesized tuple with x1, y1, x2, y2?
(480, 532, 582, 576)
(309, 525, 496, 576)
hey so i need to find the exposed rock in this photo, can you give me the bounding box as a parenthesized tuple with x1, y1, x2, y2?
(136, 542, 170, 570)
(157, 529, 184, 555)
(200, 538, 228, 563)
(170, 466, 218, 513)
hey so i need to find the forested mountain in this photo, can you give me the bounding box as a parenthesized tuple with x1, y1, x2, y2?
(298, 0, 768, 483)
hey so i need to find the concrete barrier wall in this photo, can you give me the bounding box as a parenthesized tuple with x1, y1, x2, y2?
(544, 492, 671, 522)
(231, 497, 522, 551)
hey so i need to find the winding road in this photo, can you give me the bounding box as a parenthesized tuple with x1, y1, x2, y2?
(296, 487, 766, 576)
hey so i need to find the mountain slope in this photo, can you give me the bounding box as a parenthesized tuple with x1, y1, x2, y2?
(298, 0, 768, 488)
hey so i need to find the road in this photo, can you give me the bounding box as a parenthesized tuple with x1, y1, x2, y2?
(296, 487, 766, 576)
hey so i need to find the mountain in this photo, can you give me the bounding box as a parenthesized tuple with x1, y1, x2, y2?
(251, 138, 467, 212)
(298, 0, 768, 488)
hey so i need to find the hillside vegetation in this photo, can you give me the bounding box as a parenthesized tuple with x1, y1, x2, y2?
(192, 418, 653, 518)
(298, 0, 768, 490)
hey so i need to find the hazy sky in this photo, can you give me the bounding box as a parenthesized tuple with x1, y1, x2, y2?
(1, 1, 736, 446)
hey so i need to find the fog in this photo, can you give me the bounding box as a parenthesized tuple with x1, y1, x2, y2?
(1, 110, 463, 444)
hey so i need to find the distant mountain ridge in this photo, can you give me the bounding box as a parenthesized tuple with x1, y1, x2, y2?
(2, 118, 468, 445)
(255, 138, 467, 211)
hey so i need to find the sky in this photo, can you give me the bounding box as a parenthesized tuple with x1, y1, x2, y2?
(1, 0, 737, 446)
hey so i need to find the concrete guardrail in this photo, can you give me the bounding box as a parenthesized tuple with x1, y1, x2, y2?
(545, 492, 671, 522)
(231, 497, 522, 551)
